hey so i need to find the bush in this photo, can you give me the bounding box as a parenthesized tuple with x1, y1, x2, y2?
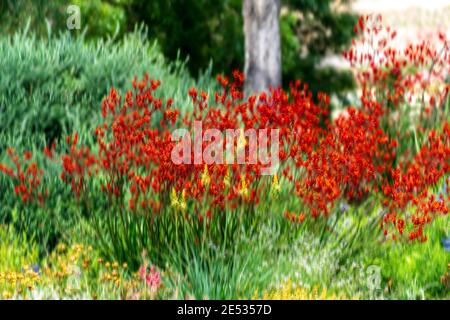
(0, 28, 212, 145)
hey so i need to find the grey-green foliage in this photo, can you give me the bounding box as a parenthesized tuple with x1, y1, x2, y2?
(0, 26, 213, 148)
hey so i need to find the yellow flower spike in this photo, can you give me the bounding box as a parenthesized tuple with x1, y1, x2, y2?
(237, 128, 247, 150)
(271, 174, 281, 196)
(105, 262, 111, 269)
(179, 189, 187, 211)
(112, 262, 119, 270)
(200, 165, 210, 187)
(238, 175, 249, 199)
(170, 187, 179, 209)
(223, 169, 231, 188)
(122, 263, 128, 269)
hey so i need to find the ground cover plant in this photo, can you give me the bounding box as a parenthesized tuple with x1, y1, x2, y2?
(0, 14, 449, 300)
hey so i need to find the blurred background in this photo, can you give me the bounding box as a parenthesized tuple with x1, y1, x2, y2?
(1, 0, 449, 96)
(1, 0, 358, 98)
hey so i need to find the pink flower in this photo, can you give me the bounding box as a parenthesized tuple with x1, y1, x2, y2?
(145, 266, 161, 288)
(139, 265, 147, 280)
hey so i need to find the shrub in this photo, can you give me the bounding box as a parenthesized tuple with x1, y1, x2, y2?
(0, 29, 212, 145)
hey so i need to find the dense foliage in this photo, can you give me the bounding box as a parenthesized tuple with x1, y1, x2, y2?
(0, 29, 213, 254)
(0, 13, 449, 300)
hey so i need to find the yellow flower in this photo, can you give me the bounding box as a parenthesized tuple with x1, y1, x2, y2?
(2, 291, 12, 300)
(254, 278, 355, 300)
(179, 189, 187, 211)
(200, 165, 210, 187)
(223, 169, 231, 187)
(238, 175, 249, 199)
(237, 128, 247, 150)
(8, 272, 17, 281)
(170, 187, 186, 211)
(270, 174, 281, 196)
(170, 187, 179, 209)
(82, 261, 89, 269)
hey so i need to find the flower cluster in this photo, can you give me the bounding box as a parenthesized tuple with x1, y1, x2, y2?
(59, 70, 327, 218)
(2, 15, 448, 243)
(292, 14, 450, 239)
(1, 267, 40, 299)
(139, 264, 162, 289)
(0, 243, 165, 300)
(252, 278, 355, 300)
(0, 148, 47, 205)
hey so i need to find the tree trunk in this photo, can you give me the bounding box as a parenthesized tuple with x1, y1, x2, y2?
(243, 0, 282, 96)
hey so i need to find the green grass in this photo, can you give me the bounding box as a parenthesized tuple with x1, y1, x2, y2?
(0, 222, 39, 272)
(373, 216, 449, 299)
